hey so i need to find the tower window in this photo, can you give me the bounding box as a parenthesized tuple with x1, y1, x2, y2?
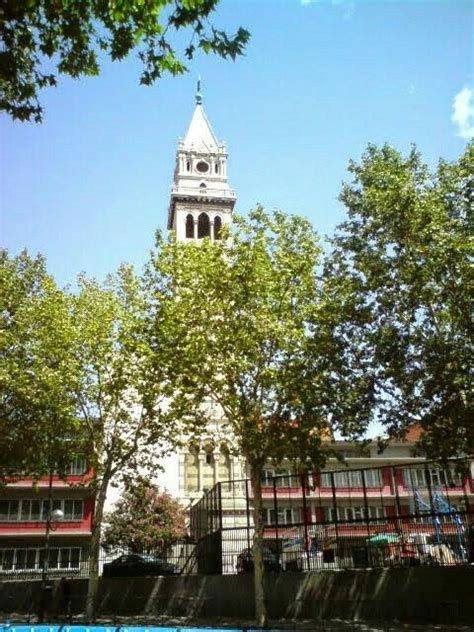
(185, 213, 194, 239)
(203, 450, 214, 488)
(214, 215, 222, 240)
(196, 161, 209, 173)
(185, 447, 199, 493)
(198, 212, 210, 239)
(218, 446, 231, 481)
(186, 161, 190, 172)
(215, 163, 219, 174)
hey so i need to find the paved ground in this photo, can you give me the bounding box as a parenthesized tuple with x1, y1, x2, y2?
(3, 615, 473, 632)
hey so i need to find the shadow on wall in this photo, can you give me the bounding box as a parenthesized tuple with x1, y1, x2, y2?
(1, 567, 473, 625)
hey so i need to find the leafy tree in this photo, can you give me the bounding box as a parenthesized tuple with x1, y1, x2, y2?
(69, 266, 175, 619)
(330, 142, 473, 460)
(148, 208, 375, 626)
(1, 1, 249, 123)
(103, 476, 187, 552)
(1, 253, 176, 618)
(0, 249, 84, 482)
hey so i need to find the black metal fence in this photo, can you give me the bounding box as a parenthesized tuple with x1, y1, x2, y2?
(191, 457, 474, 574)
(1, 459, 472, 579)
(0, 539, 196, 580)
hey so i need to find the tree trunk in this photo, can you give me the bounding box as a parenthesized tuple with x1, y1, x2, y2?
(249, 461, 267, 628)
(85, 470, 110, 621)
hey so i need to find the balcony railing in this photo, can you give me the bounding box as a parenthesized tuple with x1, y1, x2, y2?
(171, 186, 236, 198)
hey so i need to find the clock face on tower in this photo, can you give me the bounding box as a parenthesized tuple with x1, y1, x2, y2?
(196, 161, 209, 173)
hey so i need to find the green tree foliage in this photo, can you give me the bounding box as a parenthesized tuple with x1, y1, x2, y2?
(1, 0, 250, 122)
(70, 266, 174, 619)
(103, 477, 187, 552)
(331, 142, 473, 459)
(1, 253, 175, 617)
(148, 207, 375, 626)
(0, 249, 84, 482)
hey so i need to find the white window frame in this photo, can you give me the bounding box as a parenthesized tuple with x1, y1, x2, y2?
(66, 459, 87, 475)
(0, 499, 83, 522)
(261, 469, 293, 488)
(265, 507, 294, 525)
(403, 467, 427, 487)
(362, 469, 383, 488)
(326, 505, 386, 522)
(321, 470, 364, 488)
(0, 547, 82, 572)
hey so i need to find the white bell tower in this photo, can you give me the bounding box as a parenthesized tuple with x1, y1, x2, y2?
(168, 81, 236, 241)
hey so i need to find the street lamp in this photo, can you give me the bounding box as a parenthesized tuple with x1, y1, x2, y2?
(38, 471, 64, 623)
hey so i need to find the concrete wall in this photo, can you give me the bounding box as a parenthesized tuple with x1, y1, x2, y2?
(1, 566, 473, 625)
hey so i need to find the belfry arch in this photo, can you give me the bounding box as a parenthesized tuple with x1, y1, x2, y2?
(185, 213, 194, 239)
(198, 212, 210, 239)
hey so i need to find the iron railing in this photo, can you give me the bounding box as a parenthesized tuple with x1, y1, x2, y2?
(1, 459, 472, 579)
(191, 457, 474, 574)
(0, 539, 196, 580)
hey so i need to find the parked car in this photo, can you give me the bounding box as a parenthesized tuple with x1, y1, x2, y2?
(102, 553, 179, 577)
(236, 547, 281, 574)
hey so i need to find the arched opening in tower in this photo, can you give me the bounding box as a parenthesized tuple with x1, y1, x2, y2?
(198, 212, 210, 239)
(185, 213, 194, 239)
(214, 215, 222, 240)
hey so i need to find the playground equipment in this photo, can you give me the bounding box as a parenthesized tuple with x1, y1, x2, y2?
(413, 490, 466, 562)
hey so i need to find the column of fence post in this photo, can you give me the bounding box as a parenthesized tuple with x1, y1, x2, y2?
(246, 478, 251, 551)
(361, 469, 371, 566)
(217, 482, 223, 574)
(425, 463, 438, 544)
(331, 472, 339, 568)
(272, 476, 280, 569)
(464, 462, 474, 563)
(301, 472, 311, 571)
(390, 466, 403, 562)
(462, 462, 472, 514)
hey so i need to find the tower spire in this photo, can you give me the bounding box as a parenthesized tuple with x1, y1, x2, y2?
(167, 89, 235, 234)
(195, 76, 202, 105)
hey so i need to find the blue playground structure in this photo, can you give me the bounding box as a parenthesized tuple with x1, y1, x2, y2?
(413, 490, 466, 561)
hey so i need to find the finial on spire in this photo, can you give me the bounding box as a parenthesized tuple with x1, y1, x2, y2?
(195, 75, 202, 105)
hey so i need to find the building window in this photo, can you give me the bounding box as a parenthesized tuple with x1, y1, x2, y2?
(261, 469, 293, 488)
(186, 161, 190, 172)
(403, 467, 460, 489)
(326, 506, 341, 522)
(0, 500, 18, 521)
(320, 470, 364, 488)
(218, 448, 231, 481)
(362, 469, 383, 488)
(185, 213, 194, 239)
(0, 547, 82, 573)
(319, 469, 383, 488)
(63, 499, 84, 520)
(214, 215, 222, 240)
(325, 505, 386, 522)
(0, 499, 83, 522)
(264, 507, 293, 525)
(65, 458, 87, 475)
(185, 448, 199, 493)
(197, 212, 210, 239)
(215, 163, 219, 174)
(196, 161, 209, 173)
(203, 450, 215, 489)
(367, 505, 386, 519)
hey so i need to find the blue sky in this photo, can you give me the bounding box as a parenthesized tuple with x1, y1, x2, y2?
(2, 0, 473, 287)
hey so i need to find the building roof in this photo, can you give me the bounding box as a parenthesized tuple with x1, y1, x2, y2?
(183, 104, 219, 153)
